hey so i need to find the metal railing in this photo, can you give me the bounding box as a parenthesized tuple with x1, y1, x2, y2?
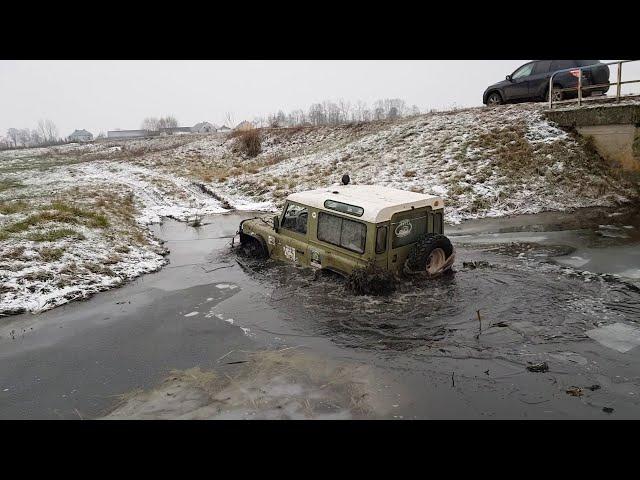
(548, 59, 640, 108)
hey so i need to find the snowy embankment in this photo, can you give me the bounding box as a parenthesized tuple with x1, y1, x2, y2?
(1, 103, 637, 316)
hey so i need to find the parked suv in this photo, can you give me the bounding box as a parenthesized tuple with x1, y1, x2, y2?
(483, 60, 610, 106)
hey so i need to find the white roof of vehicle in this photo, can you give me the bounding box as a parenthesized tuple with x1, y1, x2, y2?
(286, 185, 444, 224)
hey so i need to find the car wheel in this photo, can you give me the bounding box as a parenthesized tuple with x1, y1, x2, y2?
(404, 233, 455, 277)
(486, 92, 503, 106)
(547, 85, 564, 103)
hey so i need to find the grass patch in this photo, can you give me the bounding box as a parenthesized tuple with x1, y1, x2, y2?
(48, 201, 109, 228)
(27, 228, 85, 242)
(0, 200, 29, 215)
(0, 201, 110, 239)
(0, 179, 24, 192)
(39, 247, 65, 262)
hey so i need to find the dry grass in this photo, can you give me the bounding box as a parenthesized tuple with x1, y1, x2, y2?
(231, 129, 262, 158)
(39, 247, 65, 262)
(27, 228, 85, 242)
(0, 200, 29, 215)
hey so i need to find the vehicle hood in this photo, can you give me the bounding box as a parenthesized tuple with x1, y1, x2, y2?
(484, 79, 511, 93)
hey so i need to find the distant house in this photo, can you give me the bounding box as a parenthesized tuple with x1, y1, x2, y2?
(69, 129, 93, 142)
(108, 129, 154, 139)
(191, 122, 217, 134)
(218, 125, 231, 132)
(234, 121, 254, 131)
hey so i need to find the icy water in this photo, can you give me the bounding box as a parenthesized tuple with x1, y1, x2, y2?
(1, 207, 640, 419)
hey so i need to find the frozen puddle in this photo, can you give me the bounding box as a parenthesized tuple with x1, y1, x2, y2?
(586, 323, 640, 353)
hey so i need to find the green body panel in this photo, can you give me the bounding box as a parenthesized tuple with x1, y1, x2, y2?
(240, 201, 444, 276)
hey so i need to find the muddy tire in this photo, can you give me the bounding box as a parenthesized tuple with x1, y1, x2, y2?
(239, 232, 268, 259)
(404, 233, 454, 276)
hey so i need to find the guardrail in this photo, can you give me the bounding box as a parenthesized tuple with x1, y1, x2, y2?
(548, 60, 640, 109)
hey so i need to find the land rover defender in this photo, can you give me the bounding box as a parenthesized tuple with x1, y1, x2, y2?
(238, 180, 455, 277)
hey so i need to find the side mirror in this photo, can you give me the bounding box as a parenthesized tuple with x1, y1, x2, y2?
(273, 215, 279, 232)
(506, 75, 512, 81)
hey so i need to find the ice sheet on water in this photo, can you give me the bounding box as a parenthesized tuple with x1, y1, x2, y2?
(586, 322, 640, 353)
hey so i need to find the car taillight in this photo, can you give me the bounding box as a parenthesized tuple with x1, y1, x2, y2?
(570, 69, 582, 78)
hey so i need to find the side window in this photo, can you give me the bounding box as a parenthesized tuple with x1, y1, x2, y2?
(376, 226, 388, 254)
(550, 60, 576, 71)
(512, 63, 534, 79)
(281, 203, 308, 235)
(533, 60, 552, 75)
(317, 212, 367, 254)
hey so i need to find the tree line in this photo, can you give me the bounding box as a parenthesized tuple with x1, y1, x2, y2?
(140, 115, 179, 132)
(1, 119, 64, 149)
(253, 98, 420, 128)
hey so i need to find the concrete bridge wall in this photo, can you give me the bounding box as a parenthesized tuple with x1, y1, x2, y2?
(544, 103, 640, 171)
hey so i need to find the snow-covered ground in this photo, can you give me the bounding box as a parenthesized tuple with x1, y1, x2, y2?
(1, 103, 637, 316)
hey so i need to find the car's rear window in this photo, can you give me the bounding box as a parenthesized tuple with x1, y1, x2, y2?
(533, 60, 552, 75)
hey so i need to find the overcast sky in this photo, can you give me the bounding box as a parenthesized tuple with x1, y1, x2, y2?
(1, 60, 637, 137)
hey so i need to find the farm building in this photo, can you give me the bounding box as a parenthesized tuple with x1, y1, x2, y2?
(192, 122, 217, 133)
(108, 129, 155, 139)
(68, 129, 93, 142)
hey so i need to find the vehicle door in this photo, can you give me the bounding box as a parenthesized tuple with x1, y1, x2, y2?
(277, 201, 309, 266)
(504, 62, 535, 100)
(528, 60, 552, 98)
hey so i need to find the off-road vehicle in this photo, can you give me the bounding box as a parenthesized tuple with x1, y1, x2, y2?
(237, 177, 455, 277)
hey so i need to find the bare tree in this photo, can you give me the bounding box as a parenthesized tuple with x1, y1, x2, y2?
(164, 115, 178, 129)
(7, 128, 19, 147)
(338, 99, 351, 124)
(224, 112, 235, 129)
(141, 117, 160, 132)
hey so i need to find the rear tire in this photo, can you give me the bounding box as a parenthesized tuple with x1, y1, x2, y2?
(404, 233, 454, 276)
(547, 84, 564, 103)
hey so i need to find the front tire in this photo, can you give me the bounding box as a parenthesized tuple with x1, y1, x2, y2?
(404, 233, 455, 276)
(239, 232, 268, 259)
(486, 92, 503, 106)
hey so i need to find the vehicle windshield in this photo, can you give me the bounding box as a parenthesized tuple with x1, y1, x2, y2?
(512, 63, 534, 79)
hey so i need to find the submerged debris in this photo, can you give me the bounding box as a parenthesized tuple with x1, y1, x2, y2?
(566, 387, 584, 397)
(526, 362, 549, 373)
(463, 260, 491, 269)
